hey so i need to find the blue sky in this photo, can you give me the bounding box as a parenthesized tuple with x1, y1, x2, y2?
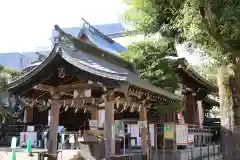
(0, 0, 126, 52)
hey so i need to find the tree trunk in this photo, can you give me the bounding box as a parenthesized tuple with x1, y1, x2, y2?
(218, 64, 240, 159)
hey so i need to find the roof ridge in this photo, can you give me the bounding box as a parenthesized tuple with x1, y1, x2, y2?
(81, 18, 114, 43)
(54, 24, 138, 74)
(177, 58, 217, 92)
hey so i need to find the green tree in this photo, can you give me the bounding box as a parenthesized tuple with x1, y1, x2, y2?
(0, 71, 13, 128)
(193, 62, 218, 84)
(122, 37, 184, 116)
(123, 0, 240, 158)
(122, 37, 179, 92)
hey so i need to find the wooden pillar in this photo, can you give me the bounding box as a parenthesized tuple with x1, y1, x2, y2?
(186, 93, 196, 124)
(192, 93, 198, 124)
(90, 107, 99, 130)
(48, 99, 60, 160)
(172, 113, 176, 122)
(140, 105, 151, 160)
(26, 107, 34, 124)
(104, 98, 115, 159)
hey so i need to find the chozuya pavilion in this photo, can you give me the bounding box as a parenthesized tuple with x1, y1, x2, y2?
(6, 25, 182, 160)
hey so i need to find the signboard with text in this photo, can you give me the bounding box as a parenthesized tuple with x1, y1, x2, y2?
(188, 134, 194, 143)
(176, 124, 188, 145)
(164, 123, 175, 139)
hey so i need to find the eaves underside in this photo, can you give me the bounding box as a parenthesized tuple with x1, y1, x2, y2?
(177, 58, 217, 92)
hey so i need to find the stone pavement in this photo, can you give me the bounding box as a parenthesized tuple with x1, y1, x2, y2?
(203, 155, 223, 160)
(0, 150, 82, 160)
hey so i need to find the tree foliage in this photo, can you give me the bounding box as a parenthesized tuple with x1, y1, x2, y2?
(193, 62, 218, 84)
(121, 36, 184, 114)
(123, 0, 240, 63)
(0, 65, 16, 127)
(123, 0, 240, 158)
(122, 37, 180, 92)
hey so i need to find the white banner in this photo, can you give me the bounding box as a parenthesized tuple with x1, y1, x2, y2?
(176, 124, 188, 145)
(197, 100, 204, 129)
(177, 112, 185, 124)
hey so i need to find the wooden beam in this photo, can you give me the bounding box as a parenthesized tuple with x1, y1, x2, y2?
(58, 97, 103, 106)
(34, 83, 103, 93)
(57, 83, 103, 91)
(89, 107, 99, 130)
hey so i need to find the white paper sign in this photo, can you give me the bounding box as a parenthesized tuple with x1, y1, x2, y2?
(130, 124, 139, 137)
(20, 132, 37, 146)
(138, 121, 147, 128)
(149, 124, 155, 146)
(89, 120, 98, 127)
(188, 135, 194, 143)
(98, 110, 105, 127)
(69, 134, 75, 143)
(27, 126, 35, 132)
(58, 126, 64, 133)
(176, 124, 188, 145)
(11, 137, 17, 148)
(131, 139, 136, 146)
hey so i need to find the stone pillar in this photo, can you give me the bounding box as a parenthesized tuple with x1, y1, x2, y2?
(48, 100, 60, 160)
(105, 99, 115, 159)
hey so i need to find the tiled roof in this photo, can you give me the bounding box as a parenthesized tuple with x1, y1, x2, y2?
(51, 19, 128, 53)
(81, 29, 127, 53)
(51, 22, 126, 40)
(7, 25, 182, 102)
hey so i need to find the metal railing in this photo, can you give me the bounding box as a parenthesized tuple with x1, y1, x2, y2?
(186, 142, 221, 160)
(125, 142, 221, 160)
(188, 125, 215, 133)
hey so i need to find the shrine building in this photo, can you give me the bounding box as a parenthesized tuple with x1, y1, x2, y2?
(6, 25, 182, 160)
(3, 18, 220, 159)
